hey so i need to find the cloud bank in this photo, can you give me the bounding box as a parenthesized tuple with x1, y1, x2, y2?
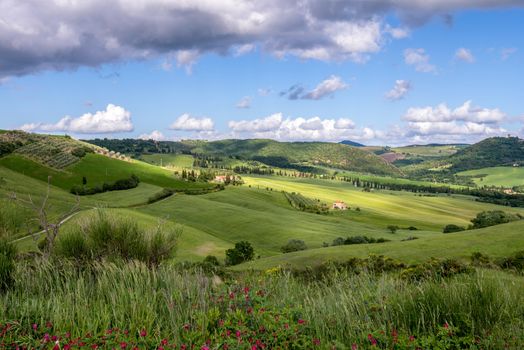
(1, 0, 521, 77)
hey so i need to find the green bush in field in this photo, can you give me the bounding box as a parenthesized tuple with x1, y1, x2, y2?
(225, 241, 254, 266)
(55, 212, 180, 266)
(443, 224, 466, 233)
(281, 239, 308, 253)
(0, 239, 16, 292)
(470, 210, 520, 229)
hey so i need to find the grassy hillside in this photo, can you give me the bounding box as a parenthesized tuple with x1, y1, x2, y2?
(238, 220, 524, 270)
(448, 137, 524, 171)
(0, 153, 210, 191)
(457, 166, 524, 187)
(88, 138, 401, 176)
(140, 154, 194, 168)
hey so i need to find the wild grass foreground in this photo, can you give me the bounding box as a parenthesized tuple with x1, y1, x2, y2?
(1, 259, 524, 349)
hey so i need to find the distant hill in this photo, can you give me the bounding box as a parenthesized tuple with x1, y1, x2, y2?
(88, 138, 401, 176)
(339, 140, 365, 147)
(448, 137, 524, 172)
(0, 131, 206, 191)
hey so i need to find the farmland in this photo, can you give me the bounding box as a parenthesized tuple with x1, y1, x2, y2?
(457, 166, 524, 187)
(3, 132, 524, 349)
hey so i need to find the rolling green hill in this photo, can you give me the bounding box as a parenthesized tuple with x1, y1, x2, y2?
(88, 138, 401, 176)
(447, 137, 524, 172)
(238, 220, 524, 270)
(457, 166, 524, 187)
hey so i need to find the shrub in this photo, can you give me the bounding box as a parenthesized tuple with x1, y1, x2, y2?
(0, 239, 16, 292)
(71, 174, 140, 195)
(496, 250, 524, 271)
(55, 212, 180, 266)
(470, 210, 519, 229)
(225, 241, 254, 266)
(203, 255, 220, 266)
(331, 237, 345, 246)
(147, 188, 175, 204)
(443, 224, 466, 233)
(281, 239, 307, 253)
(387, 225, 399, 234)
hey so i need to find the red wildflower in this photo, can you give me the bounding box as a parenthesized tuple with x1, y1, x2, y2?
(229, 292, 235, 299)
(444, 322, 449, 329)
(64, 345, 71, 350)
(313, 338, 321, 346)
(236, 330, 241, 338)
(53, 345, 60, 350)
(158, 347, 164, 350)
(367, 334, 377, 346)
(43, 334, 51, 343)
(140, 329, 147, 337)
(243, 287, 250, 294)
(46, 322, 53, 329)
(251, 346, 257, 350)
(161, 338, 168, 346)
(284, 324, 289, 330)
(409, 335, 415, 342)
(298, 319, 305, 325)
(120, 342, 128, 349)
(247, 307, 253, 314)
(51, 335, 58, 342)
(91, 345, 98, 349)
(32, 324, 38, 331)
(183, 324, 190, 331)
(351, 344, 358, 350)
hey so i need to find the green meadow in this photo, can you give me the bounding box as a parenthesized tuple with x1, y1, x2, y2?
(140, 153, 194, 168)
(457, 166, 524, 187)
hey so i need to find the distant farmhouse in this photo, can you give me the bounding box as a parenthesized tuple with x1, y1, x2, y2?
(332, 200, 348, 210)
(214, 175, 228, 183)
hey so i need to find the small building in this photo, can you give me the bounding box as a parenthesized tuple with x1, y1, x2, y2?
(513, 163, 520, 167)
(214, 175, 228, 183)
(503, 188, 516, 195)
(332, 200, 348, 210)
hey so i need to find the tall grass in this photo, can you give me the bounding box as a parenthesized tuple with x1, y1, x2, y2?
(1, 260, 523, 346)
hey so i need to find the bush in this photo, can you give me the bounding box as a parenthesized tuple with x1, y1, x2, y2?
(0, 239, 16, 292)
(71, 174, 140, 195)
(55, 212, 180, 266)
(281, 239, 307, 253)
(147, 188, 175, 203)
(387, 225, 399, 234)
(496, 250, 524, 271)
(470, 210, 519, 229)
(443, 224, 466, 233)
(203, 255, 220, 266)
(225, 241, 254, 266)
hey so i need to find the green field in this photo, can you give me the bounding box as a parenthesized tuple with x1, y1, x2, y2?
(140, 154, 194, 168)
(393, 144, 465, 158)
(457, 166, 524, 187)
(238, 220, 524, 270)
(0, 153, 210, 191)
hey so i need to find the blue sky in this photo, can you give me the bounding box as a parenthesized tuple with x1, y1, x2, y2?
(0, 1, 523, 145)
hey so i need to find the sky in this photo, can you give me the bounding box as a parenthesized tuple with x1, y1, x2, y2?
(0, 0, 523, 146)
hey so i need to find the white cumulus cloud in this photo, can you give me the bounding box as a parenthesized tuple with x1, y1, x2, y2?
(404, 100, 505, 123)
(455, 48, 475, 63)
(385, 80, 411, 100)
(229, 113, 368, 142)
(138, 130, 166, 141)
(20, 104, 133, 134)
(404, 48, 436, 73)
(228, 113, 283, 132)
(169, 113, 214, 132)
(236, 96, 252, 109)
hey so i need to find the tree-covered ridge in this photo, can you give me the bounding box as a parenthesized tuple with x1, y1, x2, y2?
(87, 138, 402, 176)
(448, 136, 524, 171)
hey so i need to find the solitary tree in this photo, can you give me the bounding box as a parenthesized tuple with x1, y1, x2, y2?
(82, 176, 87, 185)
(225, 241, 254, 266)
(387, 225, 399, 234)
(10, 176, 79, 257)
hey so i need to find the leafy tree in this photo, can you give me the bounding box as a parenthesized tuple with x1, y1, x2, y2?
(387, 225, 399, 234)
(225, 241, 254, 266)
(281, 239, 307, 253)
(470, 210, 519, 229)
(82, 176, 87, 185)
(331, 237, 345, 246)
(443, 224, 466, 233)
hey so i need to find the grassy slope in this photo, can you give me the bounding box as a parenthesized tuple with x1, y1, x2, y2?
(242, 176, 523, 230)
(194, 139, 402, 176)
(393, 144, 465, 158)
(457, 166, 524, 187)
(0, 153, 210, 191)
(140, 154, 194, 168)
(238, 220, 524, 270)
